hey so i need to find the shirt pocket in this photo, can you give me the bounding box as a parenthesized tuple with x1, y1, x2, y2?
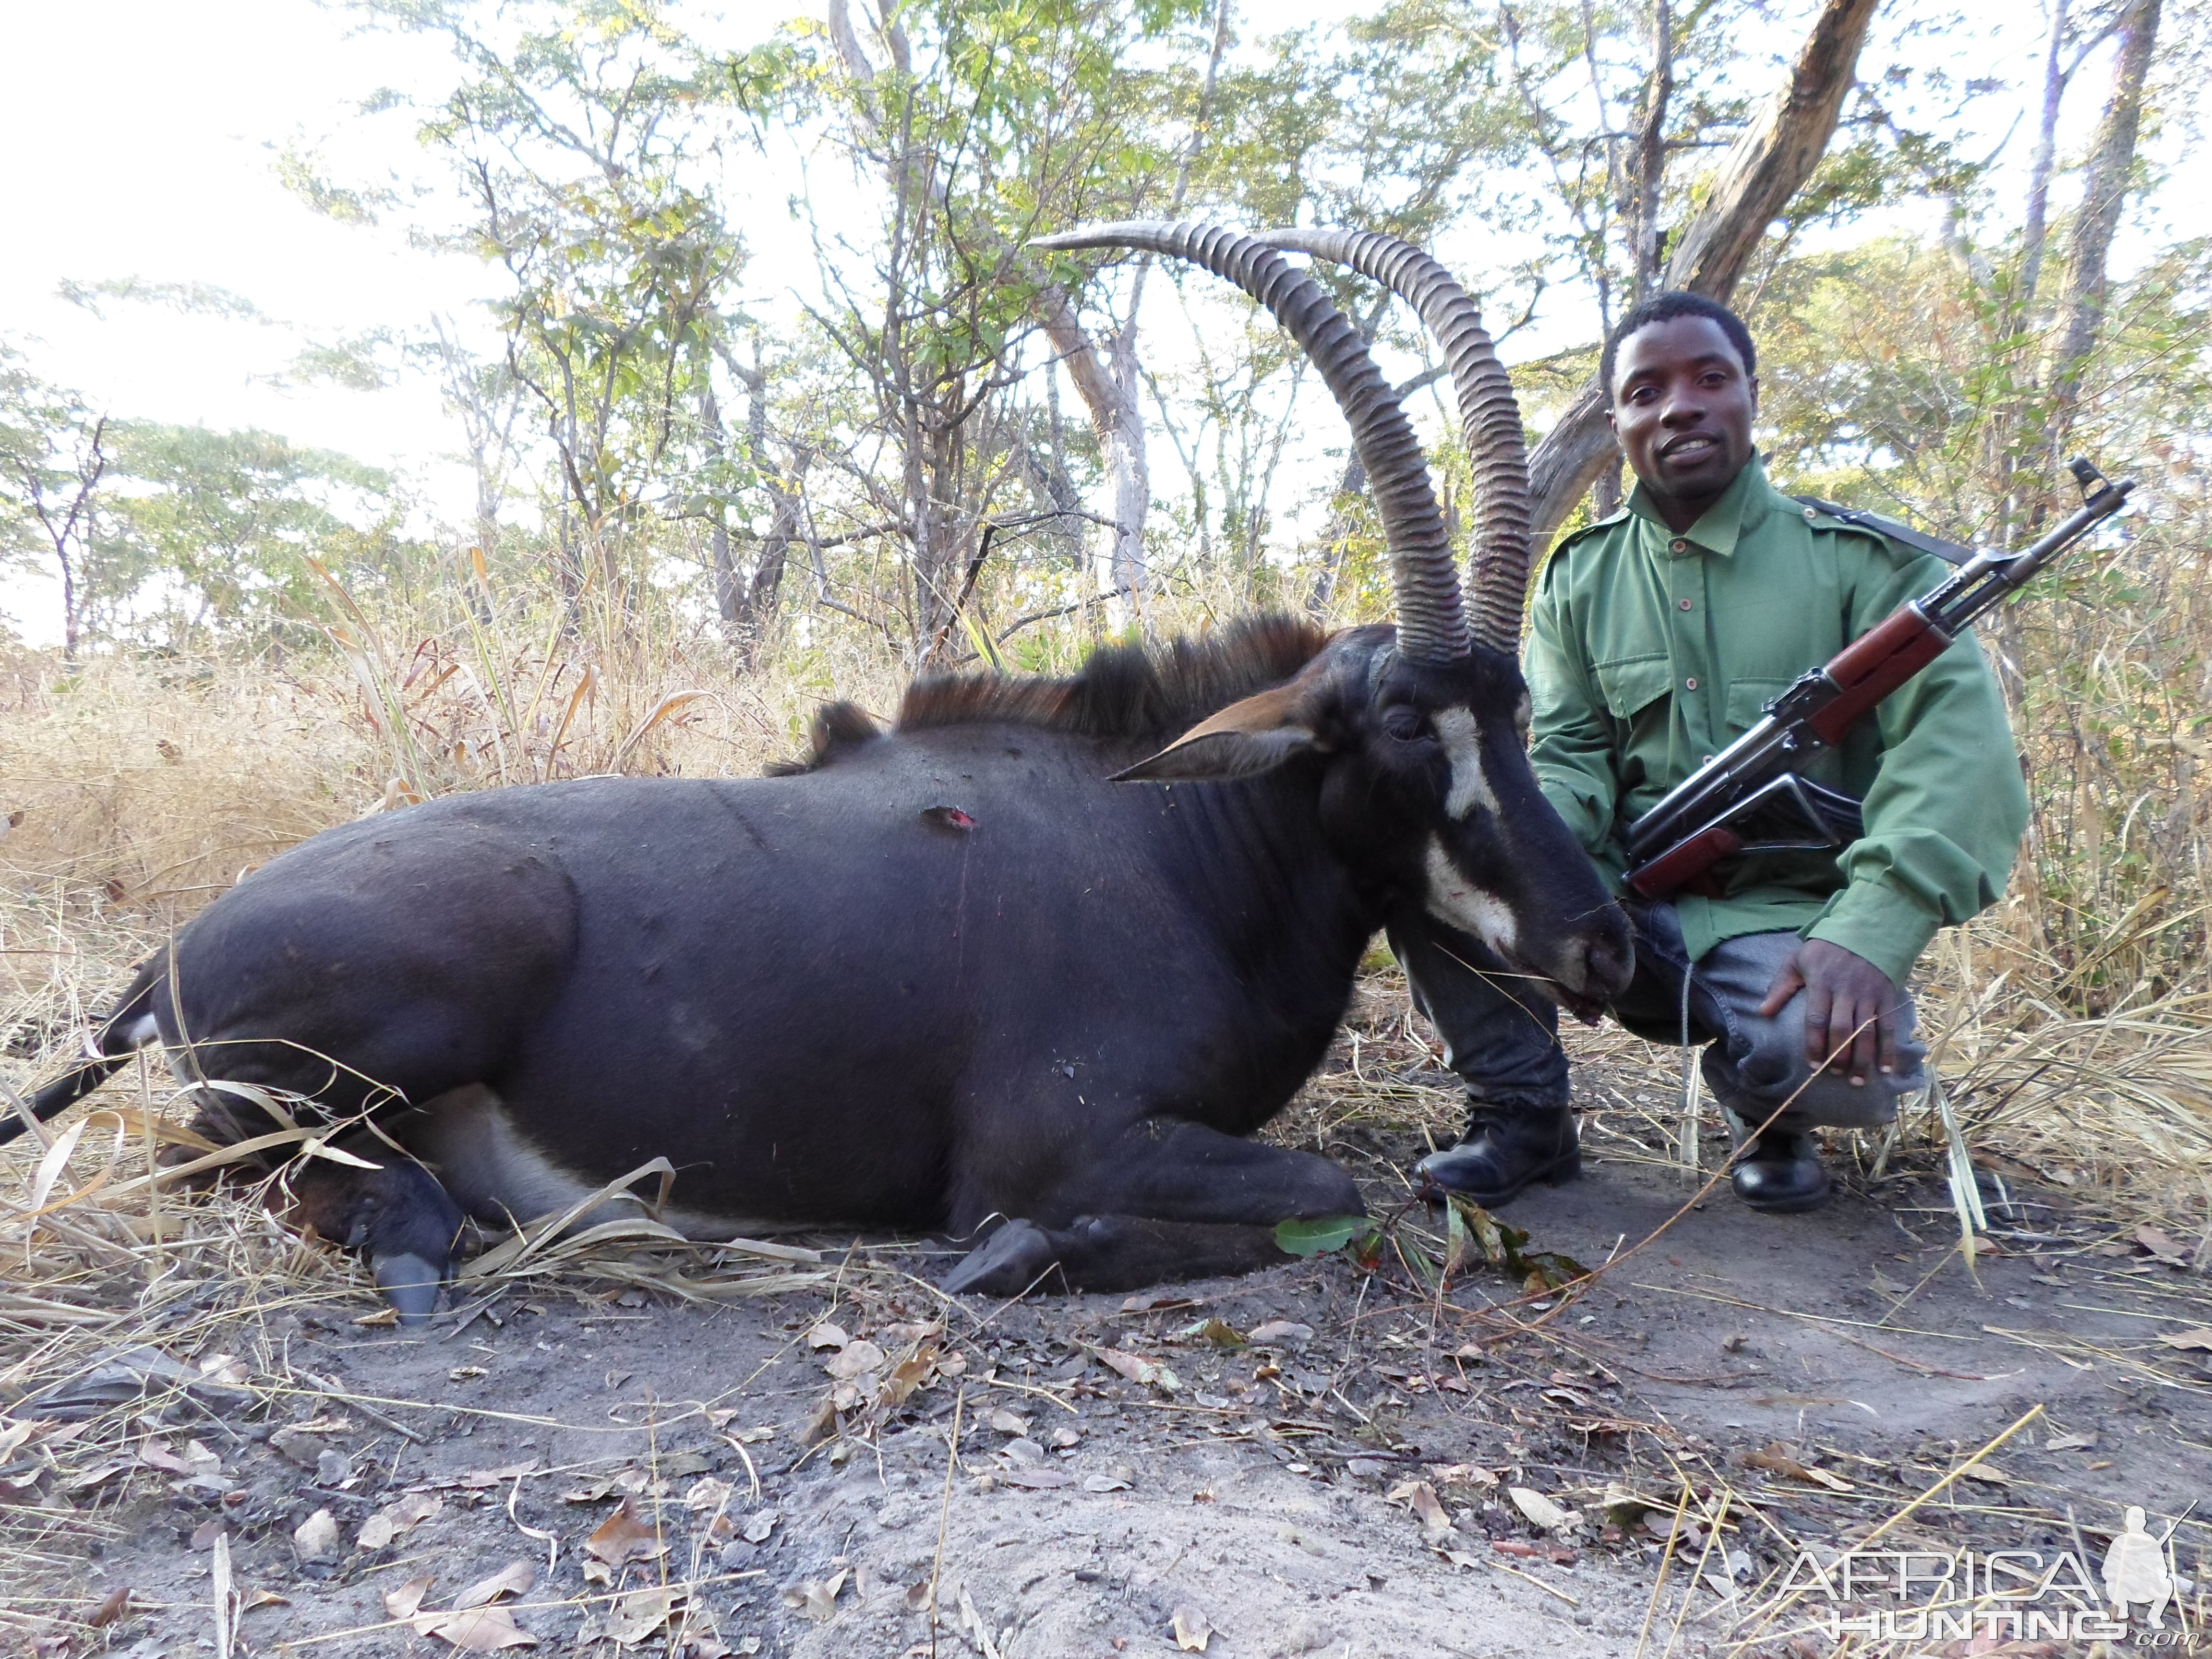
(1593, 655, 1672, 721)
(1725, 678, 1790, 736)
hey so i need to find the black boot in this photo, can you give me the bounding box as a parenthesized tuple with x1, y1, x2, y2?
(1728, 1121, 1831, 1213)
(1415, 1102, 1580, 1205)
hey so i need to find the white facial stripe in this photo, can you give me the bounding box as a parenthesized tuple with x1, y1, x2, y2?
(1424, 839, 1518, 956)
(123, 1013, 160, 1048)
(1434, 707, 1498, 821)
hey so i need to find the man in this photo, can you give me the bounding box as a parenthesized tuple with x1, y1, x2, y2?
(1397, 290, 2028, 1212)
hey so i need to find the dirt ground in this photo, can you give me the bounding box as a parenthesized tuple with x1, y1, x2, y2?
(6, 971, 2211, 1659)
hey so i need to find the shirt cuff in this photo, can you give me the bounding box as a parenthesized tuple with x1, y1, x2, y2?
(1803, 876, 1940, 988)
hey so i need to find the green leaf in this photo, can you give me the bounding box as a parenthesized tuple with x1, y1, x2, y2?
(1273, 1215, 1369, 1258)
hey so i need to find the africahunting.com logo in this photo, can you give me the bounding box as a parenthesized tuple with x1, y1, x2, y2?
(1786, 1506, 2200, 1646)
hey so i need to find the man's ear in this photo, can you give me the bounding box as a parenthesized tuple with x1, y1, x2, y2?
(1111, 682, 1327, 782)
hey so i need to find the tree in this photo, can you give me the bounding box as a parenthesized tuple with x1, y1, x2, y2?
(0, 349, 108, 665)
(1521, 0, 1883, 542)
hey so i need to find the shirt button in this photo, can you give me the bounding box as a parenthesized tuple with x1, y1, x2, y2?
(1670, 538, 1688, 553)
(1803, 506, 1817, 520)
(1678, 598, 1693, 611)
(1685, 676, 1698, 691)
(1702, 755, 1715, 765)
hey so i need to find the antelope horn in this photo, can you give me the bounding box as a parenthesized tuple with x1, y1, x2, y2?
(1249, 228, 1534, 654)
(1031, 220, 1470, 664)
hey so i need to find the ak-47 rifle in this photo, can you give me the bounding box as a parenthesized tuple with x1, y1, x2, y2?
(1623, 458, 2134, 902)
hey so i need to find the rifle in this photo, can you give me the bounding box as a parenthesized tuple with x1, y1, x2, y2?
(1623, 458, 2134, 901)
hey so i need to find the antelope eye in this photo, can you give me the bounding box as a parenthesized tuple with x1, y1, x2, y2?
(1381, 705, 1428, 742)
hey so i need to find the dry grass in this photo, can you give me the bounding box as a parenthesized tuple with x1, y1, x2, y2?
(1, 570, 2208, 1656)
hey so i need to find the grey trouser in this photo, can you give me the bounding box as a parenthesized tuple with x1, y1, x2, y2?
(1388, 902, 1926, 1135)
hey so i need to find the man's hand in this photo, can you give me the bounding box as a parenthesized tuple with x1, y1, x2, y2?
(1756, 940, 1901, 1085)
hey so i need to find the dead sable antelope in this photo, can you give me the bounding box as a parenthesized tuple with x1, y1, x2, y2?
(11, 224, 1631, 1320)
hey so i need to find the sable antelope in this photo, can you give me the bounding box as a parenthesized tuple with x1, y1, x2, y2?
(12, 224, 1631, 1318)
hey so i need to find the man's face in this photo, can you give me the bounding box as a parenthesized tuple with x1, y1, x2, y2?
(1607, 315, 1758, 513)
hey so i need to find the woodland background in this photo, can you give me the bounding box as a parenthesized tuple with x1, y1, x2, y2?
(3, 0, 2209, 1200)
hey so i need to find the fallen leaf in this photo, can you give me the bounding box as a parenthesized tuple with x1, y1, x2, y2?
(2044, 1430, 2098, 1451)
(1083, 1473, 1131, 1493)
(453, 1561, 533, 1611)
(360, 1491, 443, 1550)
(742, 1511, 779, 1544)
(1431, 1463, 1499, 1489)
(685, 1476, 733, 1513)
(1389, 1480, 1455, 1544)
(1508, 1487, 1575, 1532)
(422, 1606, 538, 1650)
(1958, 1463, 2011, 1487)
(823, 1341, 887, 1380)
(88, 1587, 131, 1628)
(1195, 1319, 1246, 1347)
(456, 1461, 540, 1490)
(2156, 1327, 2212, 1352)
(386, 1577, 434, 1621)
(586, 1498, 667, 1568)
(1170, 1606, 1212, 1652)
(1744, 1444, 1853, 1493)
(782, 1569, 847, 1622)
(1118, 1293, 1194, 1312)
(986, 1407, 1031, 1435)
(65, 1460, 127, 1491)
(805, 1322, 849, 1350)
(1096, 1349, 1180, 1392)
(2134, 1224, 2190, 1266)
(562, 1474, 622, 1503)
(293, 1508, 342, 1564)
(594, 1586, 685, 1646)
(997, 1468, 1074, 1490)
(241, 1589, 290, 1612)
(1246, 1321, 1314, 1346)
(190, 1519, 228, 1551)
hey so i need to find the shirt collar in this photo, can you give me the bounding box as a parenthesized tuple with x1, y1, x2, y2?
(1628, 451, 1773, 558)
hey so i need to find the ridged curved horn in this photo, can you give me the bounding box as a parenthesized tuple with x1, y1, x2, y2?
(1032, 220, 1470, 663)
(1250, 228, 1533, 653)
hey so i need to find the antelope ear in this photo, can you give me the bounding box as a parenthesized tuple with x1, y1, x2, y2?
(1111, 683, 1326, 782)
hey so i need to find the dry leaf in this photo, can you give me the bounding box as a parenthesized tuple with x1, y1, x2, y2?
(586, 1498, 666, 1568)
(2044, 1430, 2098, 1450)
(423, 1606, 538, 1650)
(1508, 1487, 1574, 1531)
(685, 1476, 733, 1512)
(1389, 1480, 1456, 1543)
(986, 1407, 1031, 1435)
(360, 1491, 442, 1550)
(996, 1468, 1074, 1490)
(453, 1561, 533, 1611)
(1431, 1463, 1499, 1489)
(823, 1340, 886, 1380)
(1083, 1473, 1131, 1493)
(241, 1590, 290, 1612)
(782, 1569, 847, 1622)
(1096, 1349, 1180, 1391)
(1744, 1444, 1853, 1493)
(2156, 1327, 2212, 1351)
(805, 1322, 849, 1350)
(1170, 1606, 1212, 1652)
(88, 1587, 131, 1629)
(742, 1510, 779, 1544)
(597, 1586, 685, 1646)
(563, 1474, 622, 1503)
(386, 1577, 434, 1622)
(2134, 1224, 2190, 1265)
(1247, 1320, 1313, 1346)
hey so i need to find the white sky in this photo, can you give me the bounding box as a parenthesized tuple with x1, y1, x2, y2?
(0, 0, 2189, 643)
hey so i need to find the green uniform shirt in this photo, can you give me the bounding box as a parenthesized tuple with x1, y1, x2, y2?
(1527, 454, 2029, 986)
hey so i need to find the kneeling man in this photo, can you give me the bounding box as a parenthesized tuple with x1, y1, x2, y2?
(1398, 292, 2028, 1213)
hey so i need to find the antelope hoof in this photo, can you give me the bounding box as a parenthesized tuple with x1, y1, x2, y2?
(943, 1218, 1061, 1297)
(373, 1252, 450, 1326)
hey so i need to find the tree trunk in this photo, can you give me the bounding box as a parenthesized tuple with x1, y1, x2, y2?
(2019, 0, 2071, 313)
(2044, 0, 2162, 452)
(1525, 0, 1881, 546)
